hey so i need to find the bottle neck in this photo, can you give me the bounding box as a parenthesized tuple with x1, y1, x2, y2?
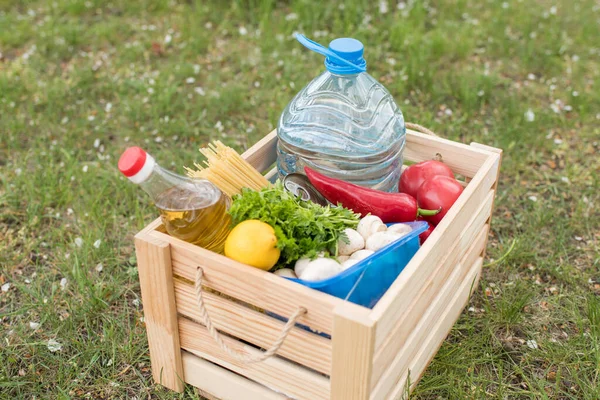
(135, 162, 225, 209)
(123, 152, 182, 200)
(136, 163, 179, 201)
(120, 147, 225, 208)
(120, 147, 224, 207)
(327, 71, 361, 78)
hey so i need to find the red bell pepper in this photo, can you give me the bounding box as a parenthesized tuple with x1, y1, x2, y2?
(399, 160, 454, 198)
(304, 167, 439, 223)
(419, 222, 435, 244)
(417, 175, 464, 225)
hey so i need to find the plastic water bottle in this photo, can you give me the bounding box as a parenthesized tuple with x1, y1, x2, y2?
(277, 34, 406, 192)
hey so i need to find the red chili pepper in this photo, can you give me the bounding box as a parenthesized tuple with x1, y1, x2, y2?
(419, 222, 435, 245)
(417, 175, 464, 225)
(399, 160, 454, 198)
(304, 167, 440, 223)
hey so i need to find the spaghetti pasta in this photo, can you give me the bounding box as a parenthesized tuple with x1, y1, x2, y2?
(186, 141, 271, 197)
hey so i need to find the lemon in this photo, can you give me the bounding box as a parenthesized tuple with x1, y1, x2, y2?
(224, 220, 280, 270)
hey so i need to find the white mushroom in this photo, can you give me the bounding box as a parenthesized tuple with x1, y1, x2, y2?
(365, 231, 403, 252)
(387, 223, 412, 236)
(294, 257, 311, 277)
(300, 258, 343, 281)
(274, 268, 297, 279)
(338, 228, 365, 256)
(341, 258, 360, 270)
(294, 252, 327, 277)
(357, 215, 387, 240)
(349, 249, 375, 261)
(337, 255, 350, 263)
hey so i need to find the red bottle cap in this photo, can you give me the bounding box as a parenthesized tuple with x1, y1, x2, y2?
(118, 147, 147, 177)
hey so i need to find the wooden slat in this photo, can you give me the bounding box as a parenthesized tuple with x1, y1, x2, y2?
(370, 191, 494, 384)
(134, 233, 184, 392)
(240, 129, 491, 178)
(264, 167, 278, 182)
(370, 153, 500, 343)
(152, 229, 366, 336)
(469, 142, 503, 156)
(182, 351, 288, 400)
(330, 306, 376, 400)
(140, 217, 163, 233)
(178, 317, 330, 400)
(241, 129, 278, 173)
(404, 129, 491, 178)
(173, 279, 332, 374)
(371, 224, 489, 387)
(384, 258, 483, 400)
(470, 142, 503, 258)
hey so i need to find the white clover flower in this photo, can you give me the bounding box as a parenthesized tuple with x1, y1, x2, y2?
(47, 339, 63, 352)
(524, 109, 535, 122)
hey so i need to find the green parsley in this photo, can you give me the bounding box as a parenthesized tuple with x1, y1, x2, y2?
(228, 181, 360, 267)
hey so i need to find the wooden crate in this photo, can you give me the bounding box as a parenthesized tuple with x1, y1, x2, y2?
(134, 128, 502, 400)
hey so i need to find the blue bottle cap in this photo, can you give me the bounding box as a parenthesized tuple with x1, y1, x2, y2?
(295, 34, 367, 75)
(329, 38, 364, 59)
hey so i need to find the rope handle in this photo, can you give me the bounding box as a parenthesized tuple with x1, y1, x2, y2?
(194, 267, 307, 364)
(405, 122, 438, 137)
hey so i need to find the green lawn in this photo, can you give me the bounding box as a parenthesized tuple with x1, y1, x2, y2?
(1, 0, 599, 398)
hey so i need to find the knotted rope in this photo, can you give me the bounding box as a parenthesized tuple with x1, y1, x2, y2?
(406, 122, 438, 136)
(194, 267, 307, 363)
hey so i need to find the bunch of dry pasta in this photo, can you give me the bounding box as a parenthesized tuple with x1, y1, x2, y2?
(185, 141, 270, 197)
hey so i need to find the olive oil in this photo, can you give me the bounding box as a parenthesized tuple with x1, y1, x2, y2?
(118, 146, 232, 253)
(156, 186, 231, 253)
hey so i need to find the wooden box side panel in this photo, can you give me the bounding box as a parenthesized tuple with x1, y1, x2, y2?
(370, 224, 488, 398)
(370, 152, 500, 341)
(384, 257, 483, 400)
(179, 317, 330, 400)
(182, 351, 289, 400)
(149, 229, 368, 336)
(134, 233, 185, 392)
(241, 129, 278, 173)
(330, 306, 376, 400)
(239, 128, 493, 179)
(470, 142, 503, 257)
(372, 143, 502, 399)
(370, 189, 494, 385)
(404, 129, 492, 178)
(173, 279, 332, 374)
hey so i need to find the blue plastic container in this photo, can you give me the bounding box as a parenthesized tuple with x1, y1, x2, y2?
(286, 221, 428, 309)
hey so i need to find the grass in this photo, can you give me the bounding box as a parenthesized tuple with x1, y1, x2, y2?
(1, 0, 599, 398)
